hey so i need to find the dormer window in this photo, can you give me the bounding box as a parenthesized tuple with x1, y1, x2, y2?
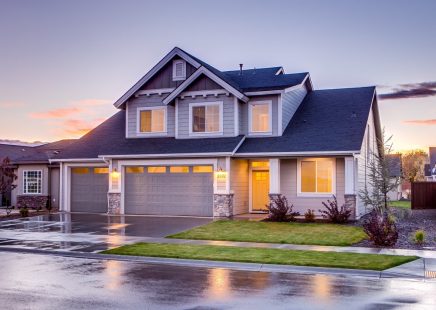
(173, 59, 186, 81)
(249, 100, 272, 134)
(137, 107, 167, 135)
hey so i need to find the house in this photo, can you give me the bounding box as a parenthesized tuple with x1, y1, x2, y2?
(386, 154, 402, 201)
(425, 147, 436, 181)
(7, 47, 382, 219)
(0, 140, 75, 208)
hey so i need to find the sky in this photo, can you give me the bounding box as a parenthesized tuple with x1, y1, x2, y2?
(0, 0, 435, 152)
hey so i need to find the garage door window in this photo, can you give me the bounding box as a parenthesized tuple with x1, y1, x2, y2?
(126, 167, 144, 174)
(170, 166, 189, 173)
(147, 166, 166, 173)
(94, 168, 109, 174)
(193, 166, 213, 173)
(72, 168, 89, 174)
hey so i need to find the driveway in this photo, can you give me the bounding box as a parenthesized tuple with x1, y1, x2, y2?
(0, 213, 211, 252)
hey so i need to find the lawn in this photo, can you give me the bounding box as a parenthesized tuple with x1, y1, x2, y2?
(167, 220, 367, 246)
(389, 200, 411, 208)
(102, 243, 417, 271)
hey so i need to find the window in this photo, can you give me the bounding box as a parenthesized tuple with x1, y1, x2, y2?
(72, 168, 89, 174)
(23, 170, 42, 194)
(172, 59, 186, 81)
(170, 166, 189, 173)
(138, 107, 166, 134)
(193, 166, 213, 173)
(126, 167, 144, 174)
(94, 168, 109, 174)
(298, 159, 335, 195)
(249, 101, 271, 133)
(251, 161, 269, 168)
(189, 102, 222, 135)
(147, 166, 166, 174)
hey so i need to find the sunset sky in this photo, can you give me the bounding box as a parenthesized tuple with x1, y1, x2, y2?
(1, 0, 435, 152)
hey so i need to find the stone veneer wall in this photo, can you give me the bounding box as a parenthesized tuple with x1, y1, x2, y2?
(16, 195, 49, 209)
(213, 193, 234, 217)
(108, 193, 121, 214)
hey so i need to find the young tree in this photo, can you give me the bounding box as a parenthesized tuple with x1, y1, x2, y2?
(358, 132, 399, 213)
(0, 157, 18, 211)
(402, 150, 427, 183)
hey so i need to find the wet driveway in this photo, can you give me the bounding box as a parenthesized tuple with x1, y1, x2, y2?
(0, 251, 435, 309)
(0, 213, 211, 252)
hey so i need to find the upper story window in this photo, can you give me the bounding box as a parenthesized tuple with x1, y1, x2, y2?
(297, 158, 335, 196)
(172, 59, 186, 81)
(137, 107, 166, 134)
(249, 101, 272, 134)
(189, 102, 223, 135)
(23, 170, 42, 194)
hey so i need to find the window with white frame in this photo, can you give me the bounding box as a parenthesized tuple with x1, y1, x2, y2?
(23, 170, 42, 194)
(189, 102, 222, 134)
(138, 107, 166, 133)
(298, 158, 335, 195)
(249, 101, 272, 133)
(172, 59, 186, 81)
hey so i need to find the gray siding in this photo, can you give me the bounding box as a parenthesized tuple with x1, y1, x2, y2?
(126, 94, 175, 138)
(184, 74, 222, 91)
(177, 94, 236, 139)
(240, 95, 280, 136)
(50, 168, 60, 208)
(280, 158, 345, 215)
(281, 85, 307, 133)
(230, 159, 249, 215)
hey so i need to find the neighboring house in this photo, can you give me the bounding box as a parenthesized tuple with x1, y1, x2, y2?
(9, 47, 382, 219)
(0, 140, 76, 208)
(386, 154, 402, 201)
(425, 147, 436, 181)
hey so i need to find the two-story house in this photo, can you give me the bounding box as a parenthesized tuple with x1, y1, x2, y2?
(9, 47, 381, 219)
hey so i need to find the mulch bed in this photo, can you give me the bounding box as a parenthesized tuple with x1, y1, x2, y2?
(354, 207, 436, 250)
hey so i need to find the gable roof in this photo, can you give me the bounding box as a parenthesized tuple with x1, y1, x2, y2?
(51, 111, 245, 160)
(236, 86, 376, 155)
(387, 154, 402, 177)
(0, 144, 35, 162)
(430, 147, 436, 167)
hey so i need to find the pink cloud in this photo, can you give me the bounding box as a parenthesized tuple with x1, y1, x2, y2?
(403, 119, 436, 125)
(60, 118, 107, 137)
(0, 101, 25, 108)
(73, 99, 111, 106)
(29, 107, 82, 119)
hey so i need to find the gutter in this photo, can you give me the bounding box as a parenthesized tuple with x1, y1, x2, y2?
(97, 152, 234, 159)
(233, 150, 361, 157)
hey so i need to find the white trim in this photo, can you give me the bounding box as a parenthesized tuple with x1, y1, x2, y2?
(180, 89, 229, 99)
(296, 158, 336, 197)
(248, 159, 270, 213)
(233, 97, 239, 136)
(344, 157, 356, 195)
(234, 151, 359, 157)
(50, 158, 106, 163)
(188, 101, 223, 137)
(172, 59, 186, 81)
(175, 98, 179, 138)
(22, 169, 43, 195)
(245, 90, 283, 96)
(275, 67, 284, 75)
(125, 101, 129, 138)
(136, 106, 168, 136)
(248, 100, 273, 136)
(231, 136, 246, 155)
(225, 156, 231, 193)
(113, 47, 201, 108)
(278, 93, 283, 135)
(269, 158, 280, 194)
(135, 88, 175, 97)
(98, 152, 233, 159)
(163, 66, 249, 104)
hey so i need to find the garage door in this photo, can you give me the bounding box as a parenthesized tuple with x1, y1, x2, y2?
(71, 167, 109, 213)
(125, 165, 214, 216)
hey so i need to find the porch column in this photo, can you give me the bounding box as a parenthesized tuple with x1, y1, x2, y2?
(107, 159, 121, 215)
(344, 157, 357, 219)
(269, 158, 281, 194)
(213, 157, 234, 218)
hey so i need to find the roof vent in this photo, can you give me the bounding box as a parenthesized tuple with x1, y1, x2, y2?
(239, 64, 243, 75)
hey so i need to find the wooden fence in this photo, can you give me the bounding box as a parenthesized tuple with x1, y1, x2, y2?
(411, 182, 436, 209)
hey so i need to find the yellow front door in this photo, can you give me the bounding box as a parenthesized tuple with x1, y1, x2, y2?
(252, 170, 270, 211)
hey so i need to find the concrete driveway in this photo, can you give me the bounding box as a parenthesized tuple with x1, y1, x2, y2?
(0, 213, 212, 253)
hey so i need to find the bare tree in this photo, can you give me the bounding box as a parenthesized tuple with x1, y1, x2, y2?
(0, 157, 17, 214)
(358, 132, 399, 213)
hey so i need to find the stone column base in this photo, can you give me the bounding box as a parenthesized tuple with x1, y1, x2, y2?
(344, 194, 357, 219)
(108, 192, 121, 215)
(213, 193, 234, 218)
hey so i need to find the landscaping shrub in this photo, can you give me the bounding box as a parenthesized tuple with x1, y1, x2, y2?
(266, 195, 300, 222)
(413, 229, 425, 245)
(304, 209, 316, 222)
(319, 196, 352, 224)
(19, 206, 29, 217)
(363, 210, 398, 247)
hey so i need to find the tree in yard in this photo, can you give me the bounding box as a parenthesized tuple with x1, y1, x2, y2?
(401, 149, 427, 183)
(358, 131, 399, 213)
(0, 157, 18, 213)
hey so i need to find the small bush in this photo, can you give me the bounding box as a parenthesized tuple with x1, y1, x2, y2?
(413, 230, 425, 245)
(363, 210, 398, 247)
(304, 209, 316, 222)
(19, 206, 29, 217)
(266, 195, 300, 222)
(319, 196, 352, 224)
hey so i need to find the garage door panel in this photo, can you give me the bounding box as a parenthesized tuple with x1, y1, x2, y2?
(125, 166, 213, 216)
(71, 167, 108, 213)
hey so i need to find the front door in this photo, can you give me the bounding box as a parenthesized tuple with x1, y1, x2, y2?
(251, 170, 270, 212)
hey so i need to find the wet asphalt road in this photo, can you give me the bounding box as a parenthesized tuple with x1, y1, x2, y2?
(1, 251, 435, 310)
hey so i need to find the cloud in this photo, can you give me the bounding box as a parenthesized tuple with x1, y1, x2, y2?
(0, 101, 25, 108)
(403, 119, 436, 125)
(72, 99, 111, 106)
(29, 107, 82, 119)
(61, 118, 106, 137)
(378, 81, 436, 100)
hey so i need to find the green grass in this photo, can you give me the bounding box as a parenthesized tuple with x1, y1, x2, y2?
(167, 220, 367, 246)
(102, 242, 417, 271)
(389, 200, 411, 208)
